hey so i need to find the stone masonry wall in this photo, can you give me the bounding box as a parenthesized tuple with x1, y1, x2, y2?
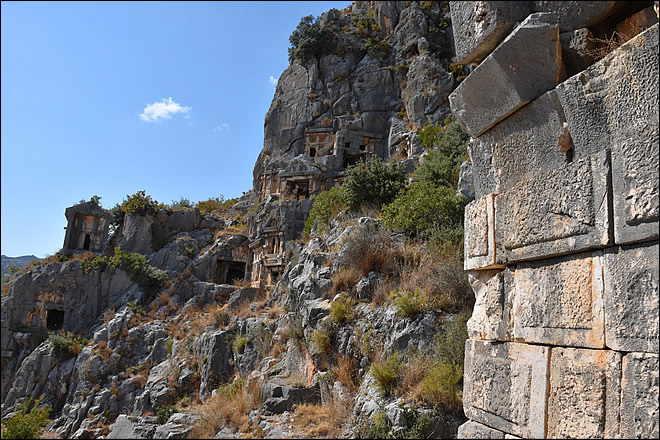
(450, 2, 658, 438)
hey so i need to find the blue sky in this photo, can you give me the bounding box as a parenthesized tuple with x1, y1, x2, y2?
(1, 1, 351, 258)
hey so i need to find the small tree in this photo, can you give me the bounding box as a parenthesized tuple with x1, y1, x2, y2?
(1, 396, 51, 439)
(342, 158, 407, 213)
(303, 186, 345, 238)
(414, 121, 470, 188)
(288, 15, 336, 64)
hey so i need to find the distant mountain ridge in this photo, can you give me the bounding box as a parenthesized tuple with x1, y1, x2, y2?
(1, 255, 41, 278)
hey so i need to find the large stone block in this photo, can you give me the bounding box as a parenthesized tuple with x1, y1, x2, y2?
(457, 420, 506, 439)
(449, 1, 532, 65)
(467, 270, 510, 341)
(533, 1, 626, 32)
(468, 90, 569, 198)
(603, 241, 659, 353)
(611, 128, 659, 245)
(620, 352, 659, 439)
(547, 348, 621, 439)
(449, 13, 563, 138)
(560, 28, 595, 75)
(494, 149, 611, 263)
(465, 194, 504, 270)
(463, 340, 549, 438)
(510, 251, 605, 348)
(556, 24, 659, 160)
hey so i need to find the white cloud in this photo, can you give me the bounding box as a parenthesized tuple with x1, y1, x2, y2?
(139, 97, 191, 122)
(268, 76, 278, 86)
(212, 123, 231, 132)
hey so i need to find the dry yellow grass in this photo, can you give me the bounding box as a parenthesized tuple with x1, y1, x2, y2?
(290, 403, 343, 438)
(334, 354, 359, 395)
(330, 267, 361, 298)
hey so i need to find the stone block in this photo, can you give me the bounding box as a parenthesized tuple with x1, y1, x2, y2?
(449, 1, 532, 65)
(468, 90, 569, 198)
(457, 420, 505, 439)
(603, 241, 659, 353)
(611, 129, 659, 245)
(465, 194, 504, 270)
(547, 348, 621, 439)
(463, 340, 549, 438)
(533, 1, 626, 32)
(616, 6, 658, 40)
(494, 149, 611, 263)
(509, 251, 605, 348)
(556, 24, 659, 160)
(620, 352, 659, 439)
(467, 270, 510, 341)
(450, 13, 563, 137)
(560, 28, 595, 75)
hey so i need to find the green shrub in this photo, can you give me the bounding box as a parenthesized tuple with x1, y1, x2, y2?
(370, 352, 401, 396)
(311, 327, 333, 354)
(303, 186, 345, 238)
(232, 335, 250, 354)
(343, 158, 407, 213)
(329, 293, 356, 325)
(391, 288, 430, 318)
(165, 338, 173, 355)
(169, 196, 193, 210)
(128, 300, 145, 316)
(49, 333, 88, 359)
(419, 360, 462, 409)
(156, 404, 177, 424)
(82, 248, 168, 300)
(358, 411, 392, 439)
(413, 121, 469, 188)
(436, 315, 469, 370)
(1, 396, 51, 439)
(288, 15, 336, 64)
(382, 182, 465, 237)
(196, 196, 227, 215)
(120, 190, 164, 216)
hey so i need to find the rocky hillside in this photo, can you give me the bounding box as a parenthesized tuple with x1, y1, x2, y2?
(1, 255, 41, 279)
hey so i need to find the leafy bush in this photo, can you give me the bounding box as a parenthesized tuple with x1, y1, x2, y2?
(232, 335, 250, 354)
(120, 190, 164, 216)
(303, 186, 345, 238)
(382, 182, 465, 237)
(413, 121, 470, 188)
(343, 158, 407, 213)
(311, 327, 333, 354)
(329, 293, 356, 325)
(391, 288, 430, 318)
(50, 332, 88, 358)
(338, 222, 396, 276)
(81, 248, 168, 300)
(370, 352, 401, 396)
(419, 361, 463, 409)
(1, 396, 51, 440)
(156, 404, 177, 424)
(169, 196, 193, 210)
(196, 196, 229, 215)
(288, 15, 336, 64)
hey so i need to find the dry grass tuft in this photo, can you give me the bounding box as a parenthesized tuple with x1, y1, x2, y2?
(330, 267, 361, 298)
(291, 403, 342, 438)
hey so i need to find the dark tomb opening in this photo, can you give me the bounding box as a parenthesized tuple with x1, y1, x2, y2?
(46, 309, 65, 330)
(83, 234, 91, 251)
(345, 142, 351, 149)
(215, 260, 246, 285)
(343, 153, 359, 169)
(309, 147, 316, 157)
(359, 144, 366, 152)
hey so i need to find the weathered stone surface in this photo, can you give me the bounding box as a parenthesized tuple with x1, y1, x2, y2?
(463, 340, 549, 438)
(120, 214, 155, 254)
(465, 194, 503, 270)
(194, 330, 234, 399)
(616, 6, 659, 40)
(456, 160, 475, 203)
(467, 90, 569, 198)
(620, 352, 659, 439)
(510, 251, 605, 348)
(107, 415, 157, 439)
(611, 128, 659, 245)
(449, 13, 563, 137)
(547, 348, 621, 439)
(449, 1, 532, 65)
(466, 270, 509, 341)
(457, 420, 505, 439)
(533, 1, 625, 32)
(556, 24, 659, 161)
(560, 28, 595, 75)
(603, 241, 659, 353)
(494, 150, 611, 263)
